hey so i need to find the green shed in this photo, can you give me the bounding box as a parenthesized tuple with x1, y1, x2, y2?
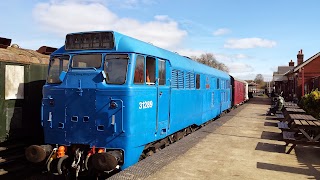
(0, 45, 49, 143)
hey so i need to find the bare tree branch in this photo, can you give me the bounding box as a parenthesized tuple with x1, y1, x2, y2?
(192, 53, 229, 73)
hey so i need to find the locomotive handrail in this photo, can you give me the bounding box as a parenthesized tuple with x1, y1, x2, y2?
(41, 103, 44, 126)
(110, 97, 125, 133)
(41, 97, 54, 128)
(77, 79, 83, 96)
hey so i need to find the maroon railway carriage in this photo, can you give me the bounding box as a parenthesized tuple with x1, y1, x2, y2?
(230, 76, 247, 106)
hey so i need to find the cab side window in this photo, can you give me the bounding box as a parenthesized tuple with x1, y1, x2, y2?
(134, 55, 145, 84)
(159, 60, 166, 85)
(146, 57, 156, 85)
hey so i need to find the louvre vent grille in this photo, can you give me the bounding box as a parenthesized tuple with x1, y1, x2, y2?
(186, 72, 195, 88)
(171, 69, 184, 89)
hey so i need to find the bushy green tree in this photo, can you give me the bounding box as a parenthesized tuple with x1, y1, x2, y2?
(299, 89, 320, 118)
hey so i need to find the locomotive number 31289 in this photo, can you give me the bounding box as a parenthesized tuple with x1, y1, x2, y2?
(139, 101, 153, 109)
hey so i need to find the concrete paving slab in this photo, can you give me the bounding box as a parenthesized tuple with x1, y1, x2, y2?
(146, 97, 320, 180)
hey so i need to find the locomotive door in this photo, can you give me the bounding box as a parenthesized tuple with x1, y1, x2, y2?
(156, 59, 170, 136)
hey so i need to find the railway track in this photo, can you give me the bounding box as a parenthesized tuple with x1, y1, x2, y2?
(0, 141, 45, 180)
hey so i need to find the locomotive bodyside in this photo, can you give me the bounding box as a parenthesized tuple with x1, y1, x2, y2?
(26, 31, 231, 176)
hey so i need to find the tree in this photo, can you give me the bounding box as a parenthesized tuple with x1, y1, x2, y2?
(254, 74, 264, 85)
(192, 53, 229, 73)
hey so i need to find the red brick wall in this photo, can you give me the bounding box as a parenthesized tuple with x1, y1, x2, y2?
(296, 56, 320, 98)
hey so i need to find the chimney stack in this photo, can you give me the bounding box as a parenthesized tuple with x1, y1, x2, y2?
(289, 59, 294, 66)
(0, 37, 11, 49)
(297, 49, 304, 65)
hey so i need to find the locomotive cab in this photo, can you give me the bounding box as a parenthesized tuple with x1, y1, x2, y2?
(28, 52, 130, 175)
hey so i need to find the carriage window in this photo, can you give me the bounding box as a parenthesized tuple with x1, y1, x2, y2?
(159, 60, 166, 85)
(217, 78, 220, 89)
(72, 54, 102, 68)
(134, 56, 145, 84)
(196, 74, 200, 89)
(146, 57, 156, 85)
(104, 54, 128, 84)
(47, 56, 69, 84)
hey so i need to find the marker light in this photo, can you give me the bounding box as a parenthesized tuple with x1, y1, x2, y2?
(110, 101, 118, 109)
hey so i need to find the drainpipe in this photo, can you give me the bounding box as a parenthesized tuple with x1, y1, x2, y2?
(301, 68, 305, 96)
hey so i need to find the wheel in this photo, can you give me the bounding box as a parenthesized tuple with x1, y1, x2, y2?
(25, 145, 46, 163)
(57, 155, 69, 175)
(91, 153, 117, 171)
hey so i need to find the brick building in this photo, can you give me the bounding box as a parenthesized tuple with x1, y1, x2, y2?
(284, 50, 320, 100)
(272, 62, 294, 98)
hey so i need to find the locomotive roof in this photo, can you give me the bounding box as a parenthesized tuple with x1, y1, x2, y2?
(53, 31, 229, 79)
(0, 46, 49, 64)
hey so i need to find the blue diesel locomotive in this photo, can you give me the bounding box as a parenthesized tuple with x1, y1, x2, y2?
(25, 31, 231, 176)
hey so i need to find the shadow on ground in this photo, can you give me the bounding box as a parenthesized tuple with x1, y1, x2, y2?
(257, 161, 320, 178)
(260, 131, 282, 141)
(254, 96, 320, 179)
(264, 122, 278, 127)
(255, 142, 286, 153)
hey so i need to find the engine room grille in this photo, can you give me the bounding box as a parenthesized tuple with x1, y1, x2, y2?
(186, 72, 195, 89)
(171, 69, 184, 89)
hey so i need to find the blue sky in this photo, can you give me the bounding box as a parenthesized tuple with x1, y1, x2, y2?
(1, 0, 319, 80)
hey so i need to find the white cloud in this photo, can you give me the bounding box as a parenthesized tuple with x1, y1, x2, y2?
(213, 53, 254, 74)
(154, 15, 171, 21)
(107, 0, 155, 9)
(230, 72, 273, 81)
(235, 54, 249, 59)
(32, 1, 187, 49)
(49, 0, 106, 4)
(224, 38, 276, 49)
(213, 28, 231, 36)
(174, 50, 249, 63)
(229, 73, 255, 80)
(270, 66, 277, 72)
(227, 62, 254, 73)
(175, 49, 207, 58)
(174, 51, 254, 75)
(215, 53, 250, 63)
